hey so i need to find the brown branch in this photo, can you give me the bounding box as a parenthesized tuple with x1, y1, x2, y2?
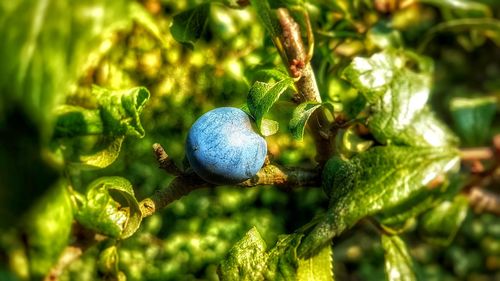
(460, 147, 494, 161)
(139, 144, 321, 218)
(275, 8, 333, 165)
(153, 143, 182, 176)
(140, 173, 210, 218)
(239, 163, 320, 187)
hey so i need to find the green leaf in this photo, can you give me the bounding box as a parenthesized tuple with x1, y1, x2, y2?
(76, 177, 142, 239)
(53, 86, 149, 168)
(450, 96, 497, 146)
(378, 173, 465, 228)
(247, 78, 294, 132)
(366, 21, 403, 49)
(289, 102, 322, 141)
(261, 119, 280, 136)
(418, 18, 500, 51)
(219, 227, 268, 281)
(219, 227, 333, 281)
(251, 68, 293, 84)
(334, 127, 373, 158)
(299, 145, 459, 258)
(419, 195, 469, 246)
(24, 180, 73, 278)
(78, 136, 125, 169)
(381, 234, 417, 281)
(249, 0, 282, 39)
(342, 50, 457, 147)
(94, 86, 150, 138)
(54, 86, 149, 138)
(170, 3, 211, 49)
(98, 245, 119, 276)
(297, 244, 334, 281)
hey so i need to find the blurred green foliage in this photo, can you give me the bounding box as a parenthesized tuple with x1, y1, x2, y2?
(1, 0, 500, 280)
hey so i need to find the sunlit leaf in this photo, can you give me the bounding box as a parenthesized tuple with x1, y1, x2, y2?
(247, 78, 294, 132)
(76, 177, 142, 239)
(342, 49, 457, 147)
(78, 136, 124, 169)
(170, 3, 211, 49)
(299, 145, 459, 258)
(381, 234, 417, 281)
(290, 102, 322, 141)
(419, 195, 469, 246)
(297, 244, 333, 281)
(94, 86, 150, 138)
(219, 227, 333, 280)
(261, 119, 280, 136)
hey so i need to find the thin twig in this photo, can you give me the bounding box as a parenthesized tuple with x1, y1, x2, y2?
(153, 143, 182, 176)
(139, 143, 321, 217)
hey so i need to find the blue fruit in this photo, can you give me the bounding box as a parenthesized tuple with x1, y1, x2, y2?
(186, 107, 267, 185)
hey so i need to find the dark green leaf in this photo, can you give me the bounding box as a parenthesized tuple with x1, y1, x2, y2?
(76, 177, 142, 239)
(450, 96, 497, 146)
(290, 102, 322, 141)
(24, 180, 73, 278)
(342, 50, 457, 147)
(170, 3, 211, 49)
(418, 18, 500, 51)
(381, 234, 417, 281)
(419, 195, 469, 246)
(420, 0, 492, 17)
(247, 78, 294, 133)
(219, 227, 333, 281)
(334, 127, 373, 158)
(299, 145, 459, 258)
(366, 22, 403, 49)
(0, 109, 60, 228)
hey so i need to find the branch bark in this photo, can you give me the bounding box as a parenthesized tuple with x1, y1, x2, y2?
(275, 8, 333, 165)
(139, 144, 321, 218)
